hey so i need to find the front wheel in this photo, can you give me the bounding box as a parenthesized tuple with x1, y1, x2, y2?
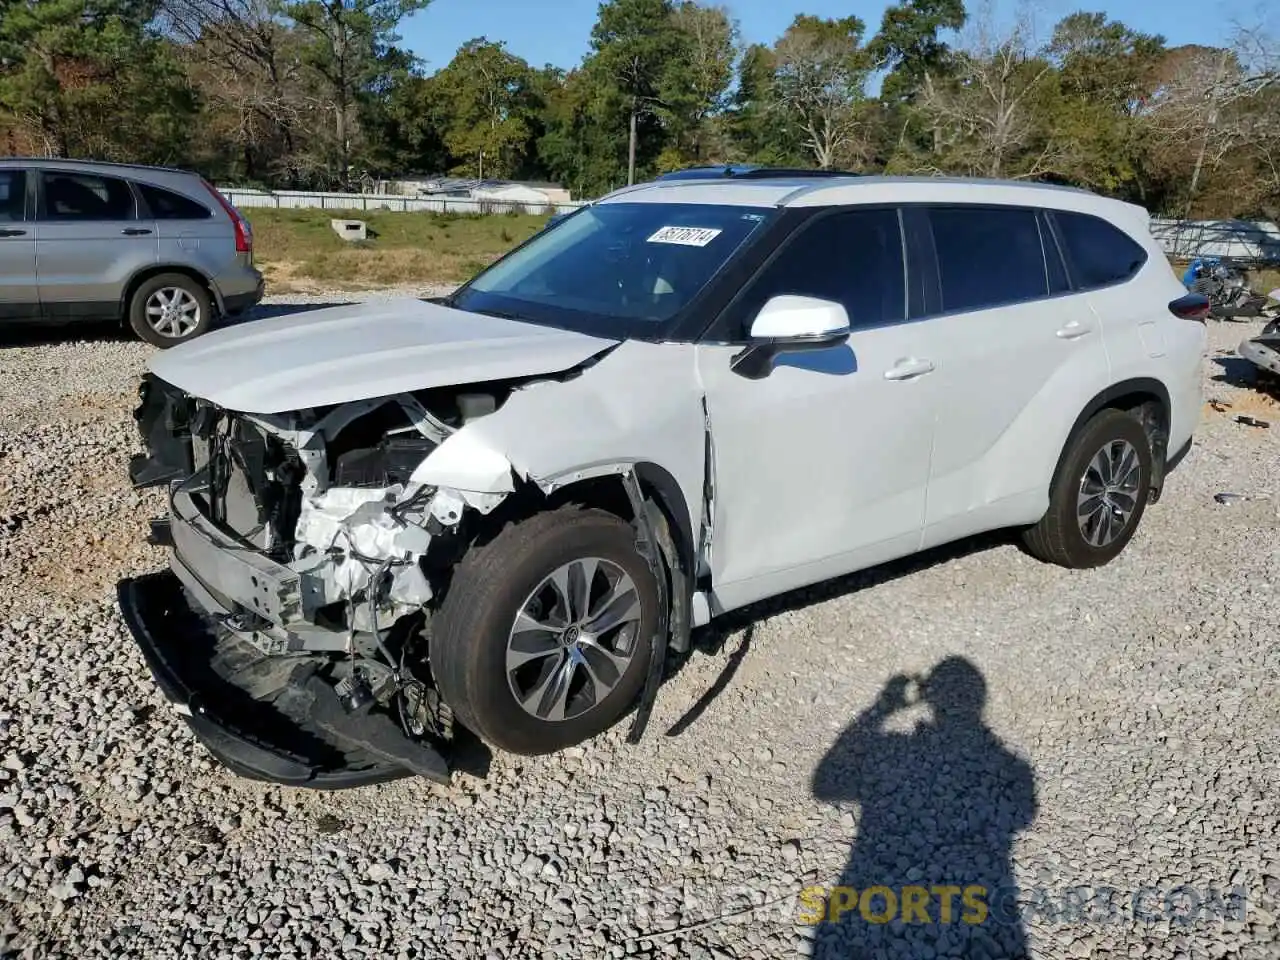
(1023, 408, 1154, 569)
(430, 506, 659, 755)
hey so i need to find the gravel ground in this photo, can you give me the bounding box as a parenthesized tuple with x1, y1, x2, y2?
(1, 298, 1278, 960)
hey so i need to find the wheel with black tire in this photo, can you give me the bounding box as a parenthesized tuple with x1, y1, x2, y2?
(430, 506, 659, 755)
(128, 273, 213, 347)
(1023, 408, 1154, 569)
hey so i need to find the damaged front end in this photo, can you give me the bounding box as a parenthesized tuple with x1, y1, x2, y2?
(1238, 318, 1280, 383)
(118, 374, 517, 788)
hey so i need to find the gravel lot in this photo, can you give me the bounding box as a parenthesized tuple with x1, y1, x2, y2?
(1, 297, 1278, 960)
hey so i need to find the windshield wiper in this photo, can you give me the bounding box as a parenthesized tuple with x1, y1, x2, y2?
(474, 306, 530, 323)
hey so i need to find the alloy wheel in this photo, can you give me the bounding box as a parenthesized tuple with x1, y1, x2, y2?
(505, 557, 643, 723)
(145, 287, 201, 338)
(1077, 438, 1143, 547)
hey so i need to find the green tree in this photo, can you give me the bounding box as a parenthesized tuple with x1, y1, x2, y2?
(427, 38, 540, 178)
(589, 0, 684, 184)
(770, 15, 873, 169)
(371, 71, 444, 175)
(723, 42, 802, 164)
(537, 65, 629, 196)
(658, 2, 736, 166)
(1043, 12, 1165, 197)
(278, 0, 430, 187)
(869, 0, 966, 104)
(0, 0, 194, 161)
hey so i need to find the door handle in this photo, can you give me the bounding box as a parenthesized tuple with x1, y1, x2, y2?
(122, 227, 152, 236)
(1056, 321, 1092, 340)
(0, 228, 25, 237)
(883, 357, 936, 381)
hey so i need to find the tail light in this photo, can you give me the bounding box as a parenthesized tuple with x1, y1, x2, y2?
(200, 179, 253, 254)
(1168, 292, 1210, 323)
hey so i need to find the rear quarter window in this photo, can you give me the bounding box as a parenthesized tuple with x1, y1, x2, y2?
(1052, 210, 1148, 289)
(138, 183, 212, 220)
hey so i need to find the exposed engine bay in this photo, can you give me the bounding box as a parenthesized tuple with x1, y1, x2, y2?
(113, 297, 709, 789)
(123, 373, 537, 785)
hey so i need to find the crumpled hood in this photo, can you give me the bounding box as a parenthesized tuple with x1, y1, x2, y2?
(147, 297, 620, 413)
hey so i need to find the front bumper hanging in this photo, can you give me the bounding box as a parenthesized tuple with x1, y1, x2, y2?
(117, 571, 451, 789)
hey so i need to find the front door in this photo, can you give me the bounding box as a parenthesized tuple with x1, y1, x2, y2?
(696, 207, 939, 614)
(0, 169, 39, 321)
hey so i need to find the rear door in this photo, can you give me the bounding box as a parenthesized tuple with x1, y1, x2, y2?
(913, 203, 1113, 547)
(0, 169, 39, 321)
(35, 169, 157, 321)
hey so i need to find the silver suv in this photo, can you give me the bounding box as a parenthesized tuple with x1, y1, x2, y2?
(0, 158, 263, 346)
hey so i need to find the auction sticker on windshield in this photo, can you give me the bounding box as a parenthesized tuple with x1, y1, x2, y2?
(647, 226, 723, 247)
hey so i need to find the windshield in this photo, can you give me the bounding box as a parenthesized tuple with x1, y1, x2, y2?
(450, 202, 774, 338)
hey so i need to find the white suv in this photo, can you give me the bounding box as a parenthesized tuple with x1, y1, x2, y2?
(119, 172, 1207, 788)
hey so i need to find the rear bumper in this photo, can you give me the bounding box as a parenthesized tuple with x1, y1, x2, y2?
(217, 270, 265, 317)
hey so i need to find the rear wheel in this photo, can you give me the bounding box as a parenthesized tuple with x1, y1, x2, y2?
(128, 273, 212, 347)
(430, 506, 658, 755)
(1023, 408, 1154, 569)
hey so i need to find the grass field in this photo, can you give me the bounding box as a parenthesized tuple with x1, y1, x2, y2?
(1252, 266, 1280, 294)
(247, 207, 553, 292)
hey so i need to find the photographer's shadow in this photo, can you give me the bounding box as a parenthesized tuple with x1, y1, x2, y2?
(810, 657, 1037, 959)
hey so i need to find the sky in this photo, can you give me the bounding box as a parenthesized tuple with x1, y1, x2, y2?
(398, 0, 1266, 77)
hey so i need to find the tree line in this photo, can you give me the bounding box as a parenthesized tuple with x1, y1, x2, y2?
(1, 0, 1278, 219)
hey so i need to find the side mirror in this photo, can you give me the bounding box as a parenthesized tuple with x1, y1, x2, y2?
(730, 294, 852, 379)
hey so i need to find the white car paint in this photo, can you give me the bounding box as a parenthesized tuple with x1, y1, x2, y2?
(146, 174, 1206, 631)
(917, 288, 1115, 551)
(695, 323, 940, 614)
(747, 294, 850, 340)
(429, 340, 708, 537)
(148, 297, 619, 414)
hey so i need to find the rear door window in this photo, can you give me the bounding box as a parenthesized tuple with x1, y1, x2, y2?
(733, 207, 906, 332)
(927, 205, 1049, 313)
(138, 183, 212, 220)
(1052, 210, 1148, 289)
(41, 171, 136, 221)
(0, 170, 27, 222)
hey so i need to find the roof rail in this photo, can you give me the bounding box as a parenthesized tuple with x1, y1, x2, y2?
(655, 165, 860, 182)
(0, 156, 190, 175)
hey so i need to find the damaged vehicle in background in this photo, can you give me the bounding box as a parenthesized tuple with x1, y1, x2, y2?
(1238, 316, 1280, 385)
(118, 173, 1207, 788)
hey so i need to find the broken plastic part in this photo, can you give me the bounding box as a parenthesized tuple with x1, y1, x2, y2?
(622, 470, 670, 746)
(410, 430, 516, 493)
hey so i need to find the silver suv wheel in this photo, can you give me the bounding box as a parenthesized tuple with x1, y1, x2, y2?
(145, 287, 202, 338)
